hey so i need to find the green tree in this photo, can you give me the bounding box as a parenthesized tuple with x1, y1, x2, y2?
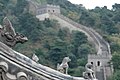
(58, 27, 69, 40)
(47, 38, 68, 64)
(112, 3, 120, 11)
(79, 11, 95, 27)
(110, 42, 120, 53)
(111, 53, 120, 70)
(77, 44, 93, 58)
(112, 70, 120, 80)
(14, 0, 28, 16)
(72, 31, 87, 47)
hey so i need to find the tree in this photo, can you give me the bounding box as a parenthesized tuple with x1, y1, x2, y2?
(72, 31, 87, 48)
(111, 53, 120, 70)
(110, 42, 120, 53)
(14, 0, 28, 16)
(47, 38, 68, 64)
(58, 27, 69, 40)
(79, 11, 95, 27)
(112, 70, 120, 80)
(112, 3, 120, 11)
(77, 44, 92, 58)
(100, 15, 119, 34)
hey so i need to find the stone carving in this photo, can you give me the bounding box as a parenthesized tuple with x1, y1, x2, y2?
(17, 72, 29, 80)
(0, 17, 28, 47)
(57, 57, 71, 74)
(83, 63, 96, 80)
(0, 61, 8, 80)
(0, 61, 28, 80)
(32, 54, 39, 62)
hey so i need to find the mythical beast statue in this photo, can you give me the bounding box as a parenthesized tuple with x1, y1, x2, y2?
(0, 17, 28, 47)
(83, 63, 97, 80)
(57, 57, 71, 74)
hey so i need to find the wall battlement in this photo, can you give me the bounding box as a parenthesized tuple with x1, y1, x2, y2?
(36, 4, 61, 15)
(28, 2, 61, 15)
(88, 54, 111, 59)
(38, 4, 60, 9)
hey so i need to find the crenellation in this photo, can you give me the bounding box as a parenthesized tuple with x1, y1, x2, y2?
(37, 4, 60, 15)
(28, 1, 61, 15)
(88, 54, 111, 59)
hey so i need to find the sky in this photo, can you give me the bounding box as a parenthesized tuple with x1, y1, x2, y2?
(68, 0, 120, 9)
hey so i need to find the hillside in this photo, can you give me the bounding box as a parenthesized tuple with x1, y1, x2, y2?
(0, 0, 120, 79)
(46, 1, 120, 79)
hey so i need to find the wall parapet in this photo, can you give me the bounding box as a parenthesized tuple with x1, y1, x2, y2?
(88, 54, 111, 59)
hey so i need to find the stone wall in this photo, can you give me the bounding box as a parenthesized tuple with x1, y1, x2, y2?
(36, 4, 60, 15)
(28, 2, 61, 15)
(88, 54, 111, 67)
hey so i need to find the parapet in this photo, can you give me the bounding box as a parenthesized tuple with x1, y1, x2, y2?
(88, 54, 111, 59)
(36, 4, 61, 15)
(38, 4, 60, 9)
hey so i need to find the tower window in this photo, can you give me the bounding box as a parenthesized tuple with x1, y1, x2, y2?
(53, 10, 55, 12)
(48, 10, 50, 12)
(97, 61, 100, 66)
(91, 62, 93, 65)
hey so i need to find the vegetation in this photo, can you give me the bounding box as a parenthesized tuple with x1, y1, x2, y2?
(0, 0, 94, 76)
(1, 0, 120, 79)
(47, 0, 120, 79)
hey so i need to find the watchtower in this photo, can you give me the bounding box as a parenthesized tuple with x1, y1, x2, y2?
(36, 4, 61, 15)
(28, 1, 61, 15)
(88, 54, 111, 70)
(88, 54, 113, 80)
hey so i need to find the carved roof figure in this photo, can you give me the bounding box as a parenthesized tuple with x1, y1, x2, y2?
(83, 63, 97, 80)
(0, 17, 28, 47)
(32, 54, 39, 62)
(3, 17, 16, 36)
(0, 25, 3, 29)
(57, 57, 71, 74)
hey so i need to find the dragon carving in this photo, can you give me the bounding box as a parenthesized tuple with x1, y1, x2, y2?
(0, 17, 28, 47)
(83, 63, 96, 80)
(57, 57, 71, 74)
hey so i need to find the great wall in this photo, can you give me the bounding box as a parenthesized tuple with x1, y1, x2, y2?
(0, 1, 113, 80)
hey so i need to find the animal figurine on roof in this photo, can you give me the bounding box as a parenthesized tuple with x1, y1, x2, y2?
(57, 57, 71, 74)
(83, 63, 96, 80)
(0, 17, 28, 47)
(32, 54, 39, 62)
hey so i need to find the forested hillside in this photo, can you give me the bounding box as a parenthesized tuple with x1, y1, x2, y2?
(47, 0, 120, 79)
(0, 0, 94, 76)
(0, 0, 120, 79)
